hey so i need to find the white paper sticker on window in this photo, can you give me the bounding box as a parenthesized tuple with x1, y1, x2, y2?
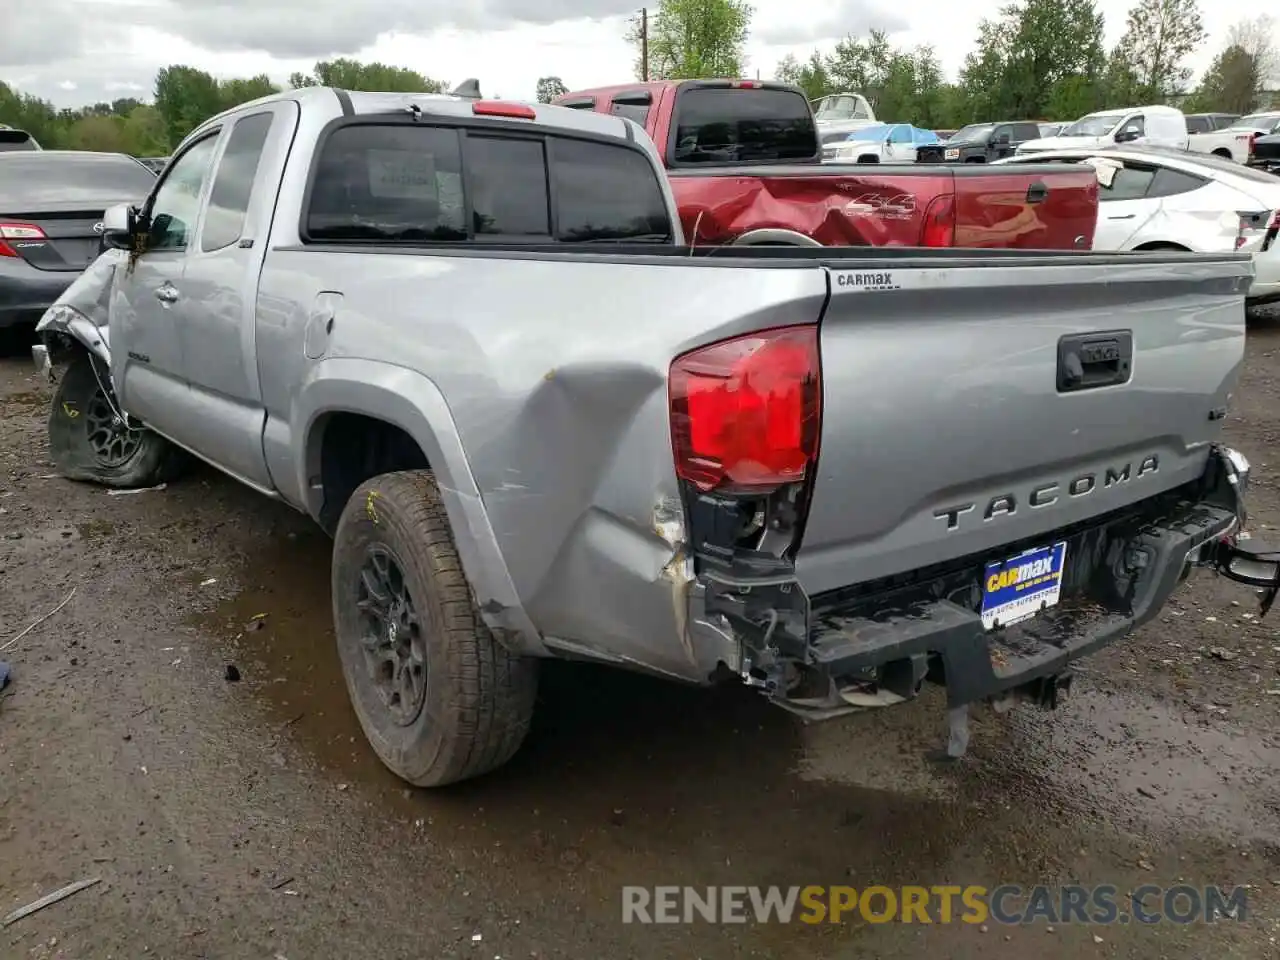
(367, 150, 438, 200)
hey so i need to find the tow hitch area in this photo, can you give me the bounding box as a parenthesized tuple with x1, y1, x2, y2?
(1211, 536, 1280, 615)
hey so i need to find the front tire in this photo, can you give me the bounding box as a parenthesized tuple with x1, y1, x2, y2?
(47, 352, 186, 487)
(331, 471, 538, 787)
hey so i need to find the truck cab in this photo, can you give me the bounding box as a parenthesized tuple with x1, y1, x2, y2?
(1018, 105, 1190, 155)
(916, 121, 1043, 163)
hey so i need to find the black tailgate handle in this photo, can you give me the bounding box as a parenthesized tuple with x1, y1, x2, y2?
(1026, 181, 1048, 203)
(1057, 331, 1132, 393)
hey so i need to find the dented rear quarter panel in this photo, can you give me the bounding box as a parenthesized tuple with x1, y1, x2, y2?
(256, 248, 829, 680)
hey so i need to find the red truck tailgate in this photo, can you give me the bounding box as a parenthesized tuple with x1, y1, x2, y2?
(952, 165, 1097, 249)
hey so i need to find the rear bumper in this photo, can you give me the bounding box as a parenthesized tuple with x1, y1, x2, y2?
(0, 269, 76, 328)
(698, 446, 1249, 714)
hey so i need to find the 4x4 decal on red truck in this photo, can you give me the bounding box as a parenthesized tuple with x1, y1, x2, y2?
(841, 193, 918, 220)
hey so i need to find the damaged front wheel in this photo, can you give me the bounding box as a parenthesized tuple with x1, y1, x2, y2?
(47, 353, 186, 487)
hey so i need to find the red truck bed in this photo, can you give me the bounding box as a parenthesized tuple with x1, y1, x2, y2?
(556, 80, 1097, 250)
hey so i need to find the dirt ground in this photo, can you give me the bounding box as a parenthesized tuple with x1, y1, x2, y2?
(3, 319, 1280, 960)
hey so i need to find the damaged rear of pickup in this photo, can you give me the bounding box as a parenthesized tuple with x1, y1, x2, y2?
(667, 250, 1276, 755)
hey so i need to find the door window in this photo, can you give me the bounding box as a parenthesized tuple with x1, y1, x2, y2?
(1099, 164, 1155, 201)
(201, 112, 274, 252)
(1118, 115, 1145, 139)
(147, 134, 220, 252)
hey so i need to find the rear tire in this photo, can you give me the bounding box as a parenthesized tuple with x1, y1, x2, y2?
(47, 353, 187, 488)
(331, 470, 538, 787)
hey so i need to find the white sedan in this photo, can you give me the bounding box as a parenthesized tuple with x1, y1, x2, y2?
(994, 146, 1280, 304)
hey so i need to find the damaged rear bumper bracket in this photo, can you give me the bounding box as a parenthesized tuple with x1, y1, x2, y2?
(695, 446, 1262, 752)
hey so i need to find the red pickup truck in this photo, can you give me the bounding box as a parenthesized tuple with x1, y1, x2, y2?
(555, 79, 1098, 249)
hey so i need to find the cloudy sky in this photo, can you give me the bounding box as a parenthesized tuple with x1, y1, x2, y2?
(2, 0, 1274, 108)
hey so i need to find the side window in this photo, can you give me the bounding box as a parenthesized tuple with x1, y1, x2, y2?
(200, 112, 274, 252)
(306, 125, 467, 242)
(550, 137, 671, 242)
(465, 137, 550, 237)
(1012, 124, 1040, 142)
(889, 125, 911, 144)
(851, 98, 873, 121)
(610, 100, 651, 127)
(991, 125, 1013, 142)
(1147, 166, 1207, 198)
(1186, 116, 1209, 134)
(147, 134, 220, 252)
(1100, 164, 1155, 201)
(1120, 115, 1145, 138)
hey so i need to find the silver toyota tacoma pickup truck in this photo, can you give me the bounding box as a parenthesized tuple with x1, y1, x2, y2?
(33, 86, 1280, 786)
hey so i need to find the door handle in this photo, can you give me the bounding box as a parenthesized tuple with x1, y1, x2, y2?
(1106, 214, 1135, 220)
(155, 283, 179, 304)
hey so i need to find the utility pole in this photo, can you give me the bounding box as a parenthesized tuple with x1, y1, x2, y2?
(641, 7, 649, 81)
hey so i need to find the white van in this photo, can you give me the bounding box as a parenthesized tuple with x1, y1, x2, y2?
(1015, 105, 1189, 155)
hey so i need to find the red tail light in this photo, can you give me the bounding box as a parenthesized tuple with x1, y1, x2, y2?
(1249, 132, 1260, 158)
(0, 221, 46, 258)
(472, 100, 537, 120)
(920, 194, 955, 247)
(730, 80, 761, 89)
(669, 326, 821, 493)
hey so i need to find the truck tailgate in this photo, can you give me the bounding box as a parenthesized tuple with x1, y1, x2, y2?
(952, 165, 1097, 249)
(796, 252, 1250, 597)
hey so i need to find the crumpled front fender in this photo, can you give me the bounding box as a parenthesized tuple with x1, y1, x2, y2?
(34, 249, 123, 367)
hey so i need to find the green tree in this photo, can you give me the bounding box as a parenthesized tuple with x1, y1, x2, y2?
(1185, 45, 1261, 114)
(153, 65, 224, 147)
(774, 52, 832, 100)
(631, 0, 753, 80)
(535, 76, 569, 103)
(1107, 0, 1205, 101)
(218, 74, 280, 111)
(960, 0, 1106, 120)
(291, 59, 444, 93)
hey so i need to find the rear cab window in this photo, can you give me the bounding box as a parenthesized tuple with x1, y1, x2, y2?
(669, 85, 818, 165)
(304, 121, 673, 245)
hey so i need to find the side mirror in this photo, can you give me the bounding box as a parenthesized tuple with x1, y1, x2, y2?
(1115, 128, 1141, 143)
(100, 202, 134, 251)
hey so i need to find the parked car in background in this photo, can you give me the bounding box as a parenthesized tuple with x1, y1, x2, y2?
(1017, 105, 1190, 154)
(1186, 112, 1240, 135)
(1251, 132, 1280, 175)
(0, 124, 41, 151)
(915, 121, 1040, 163)
(810, 92, 878, 144)
(822, 123, 939, 163)
(933, 129, 958, 140)
(1037, 122, 1066, 138)
(1186, 113, 1280, 163)
(0, 151, 156, 329)
(34, 85, 1269, 788)
(137, 156, 170, 173)
(995, 145, 1280, 304)
(556, 79, 1099, 250)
